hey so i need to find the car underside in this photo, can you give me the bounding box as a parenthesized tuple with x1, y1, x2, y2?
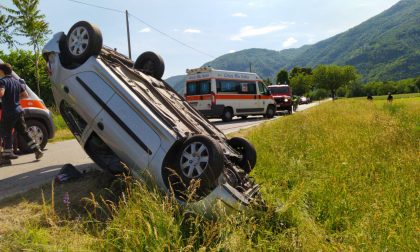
(43, 21, 265, 213)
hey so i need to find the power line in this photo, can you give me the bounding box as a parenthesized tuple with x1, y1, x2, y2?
(129, 13, 215, 59)
(65, 0, 215, 59)
(66, 0, 123, 13)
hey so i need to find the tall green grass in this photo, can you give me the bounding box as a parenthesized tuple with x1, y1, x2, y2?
(49, 107, 74, 142)
(1, 98, 418, 251)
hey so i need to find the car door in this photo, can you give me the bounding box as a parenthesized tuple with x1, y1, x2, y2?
(91, 91, 162, 175)
(62, 71, 115, 131)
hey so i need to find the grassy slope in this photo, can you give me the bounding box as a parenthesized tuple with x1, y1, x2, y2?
(49, 110, 73, 143)
(0, 97, 418, 251)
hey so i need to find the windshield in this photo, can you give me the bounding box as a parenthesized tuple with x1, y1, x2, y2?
(268, 86, 289, 95)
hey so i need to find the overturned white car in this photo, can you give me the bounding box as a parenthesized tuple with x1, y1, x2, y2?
(43, 21, 263, 213)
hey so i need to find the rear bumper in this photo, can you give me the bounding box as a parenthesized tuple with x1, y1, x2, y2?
(198, 104, 225, 118)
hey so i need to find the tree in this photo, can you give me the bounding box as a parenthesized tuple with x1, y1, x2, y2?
(290, 73, 313, 96)
(313, 65, 358, 99)
(0, 5, 15, 48)
(0, 50, 53, 106)
(289, 67, 312, 79)
(7, 0, 50, 96)
(276, 69, 289, 84)
(262, 78, 273, 86)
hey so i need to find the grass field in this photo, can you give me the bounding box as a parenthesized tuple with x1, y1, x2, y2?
(49, 110, 73, 142)
(0, 97, 418, 251)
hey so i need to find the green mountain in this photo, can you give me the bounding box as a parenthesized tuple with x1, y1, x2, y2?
(166, 0, 420, 92)
(287, 0, 420, 81)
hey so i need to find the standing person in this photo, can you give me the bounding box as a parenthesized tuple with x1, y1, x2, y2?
(0, 63, 43, 161)
(387, 92, 393, 103)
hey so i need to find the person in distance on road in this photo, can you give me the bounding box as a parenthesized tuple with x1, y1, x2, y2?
(0, 63, 43, 161)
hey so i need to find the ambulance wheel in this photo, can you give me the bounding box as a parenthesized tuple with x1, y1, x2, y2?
(18, 120, 48, 153)
(228, 137, 256, 174)
(134, 51, 165, 80)
(266, 105, 275, 119)
(63, 21, 103, 65)
(166, 135, 224, 201)
(222, 108, 233, 122)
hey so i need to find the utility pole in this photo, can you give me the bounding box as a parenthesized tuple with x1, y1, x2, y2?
(249, 63, 252, 72)
(125, 10, 132, 59)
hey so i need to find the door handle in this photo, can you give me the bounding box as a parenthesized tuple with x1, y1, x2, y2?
(97, 122, 104, 131)
(63, 86, 69, 94)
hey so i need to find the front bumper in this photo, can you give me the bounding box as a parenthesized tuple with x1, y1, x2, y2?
(275, 102, 293, 110)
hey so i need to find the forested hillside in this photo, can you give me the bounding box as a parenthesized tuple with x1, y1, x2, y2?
(166, 0, 419, 92)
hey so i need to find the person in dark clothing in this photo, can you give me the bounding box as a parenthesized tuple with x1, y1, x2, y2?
(0, 63, 43, 160)
(387, 92, 393, 103)
(367, 94, 373, 101)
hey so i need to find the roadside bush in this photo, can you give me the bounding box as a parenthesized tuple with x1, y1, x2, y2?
(362, 77, 419, 96)
(308, 88, 329, 100)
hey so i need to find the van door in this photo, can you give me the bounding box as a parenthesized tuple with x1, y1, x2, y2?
(257, 82, 270, 112)
(237, 81, 260, 114)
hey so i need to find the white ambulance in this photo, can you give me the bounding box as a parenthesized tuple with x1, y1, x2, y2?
(185, 67, 276, 122)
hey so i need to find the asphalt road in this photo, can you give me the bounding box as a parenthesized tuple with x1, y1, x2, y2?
(0, 101, 322, 200)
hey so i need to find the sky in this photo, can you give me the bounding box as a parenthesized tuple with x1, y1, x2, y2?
(1, 0, 400, 78)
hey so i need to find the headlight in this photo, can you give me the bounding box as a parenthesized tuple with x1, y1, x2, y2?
(284, 99, 289, 102)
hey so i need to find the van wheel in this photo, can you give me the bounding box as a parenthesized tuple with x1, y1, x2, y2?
(266, 105, 275, 119)
(222, 108, 233, 122)
(228, 137, 256, 174)
(168, 135, 224, 200)
(134, 51, 165, 80)
(63, 21, 103, 65)
(18, 120, 48, 153)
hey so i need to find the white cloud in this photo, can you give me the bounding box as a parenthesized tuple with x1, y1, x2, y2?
(282, 37, 298, 48)
(232, 12, 247, 17)
(184, 28, 201, 34)
(230, 24, 288, 41)
(229, 50, 236, 53)
(139, 27, 151, 33)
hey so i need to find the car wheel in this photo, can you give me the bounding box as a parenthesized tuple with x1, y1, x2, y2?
(18, 120, 48, 153)
(228, 137, 256, 174)
(63, 21, 103, 65)
(134, 51, 165, 80)
(222, 108, 233, 122)
(169, 135, 224, 200)
(266, 105, 275, 119)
